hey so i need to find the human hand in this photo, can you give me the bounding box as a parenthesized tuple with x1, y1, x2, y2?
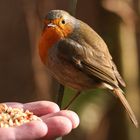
(0, 101, 79, 140)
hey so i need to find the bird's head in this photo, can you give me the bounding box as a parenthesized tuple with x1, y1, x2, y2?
(43, 10, 76, 37)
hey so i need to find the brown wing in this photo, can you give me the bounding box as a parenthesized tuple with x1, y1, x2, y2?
(56, 37, 125, 88)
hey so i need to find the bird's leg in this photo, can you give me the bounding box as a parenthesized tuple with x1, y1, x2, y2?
(64, 91, 81, 109)
(57, 84, 65, 109)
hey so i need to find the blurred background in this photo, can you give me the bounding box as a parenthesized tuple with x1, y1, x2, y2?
(0, 0, 140, 140)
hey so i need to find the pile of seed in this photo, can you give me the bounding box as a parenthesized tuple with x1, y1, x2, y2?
(0, 104, 42, 128)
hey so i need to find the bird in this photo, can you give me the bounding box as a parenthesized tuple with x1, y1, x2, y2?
(38, 10, 138, 127)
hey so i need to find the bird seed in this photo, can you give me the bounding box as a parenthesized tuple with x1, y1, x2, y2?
(0, 104, 42, 128)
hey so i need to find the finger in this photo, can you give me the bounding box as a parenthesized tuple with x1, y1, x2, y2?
(4, 102, 23, 109)
(0, 121, 47, 140)
(4, 101, 60, 116)
(0, 127, 16, 140)
(41, 110, 80, 128)
(14, 121, 48, 140)
(23, 101, 60, 116)
(42, 116, 72, 139)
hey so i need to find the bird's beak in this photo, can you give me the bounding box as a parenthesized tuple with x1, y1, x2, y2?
(47, 23, 56, 27)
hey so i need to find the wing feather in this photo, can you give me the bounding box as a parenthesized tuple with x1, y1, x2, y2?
(56, 36, 125, 88)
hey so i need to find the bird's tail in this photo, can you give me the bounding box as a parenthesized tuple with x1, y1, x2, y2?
(113, 88, 138, 128)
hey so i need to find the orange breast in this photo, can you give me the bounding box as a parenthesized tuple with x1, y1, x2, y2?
(39, 27, 64, 64)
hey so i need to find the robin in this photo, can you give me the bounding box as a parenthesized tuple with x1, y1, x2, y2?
(39, 10, 138, 127)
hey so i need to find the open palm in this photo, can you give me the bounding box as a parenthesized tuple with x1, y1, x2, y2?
(0, 101, 79, 140)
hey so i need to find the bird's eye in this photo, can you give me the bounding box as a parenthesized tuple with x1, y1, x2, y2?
(61, 19, 65, 24)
